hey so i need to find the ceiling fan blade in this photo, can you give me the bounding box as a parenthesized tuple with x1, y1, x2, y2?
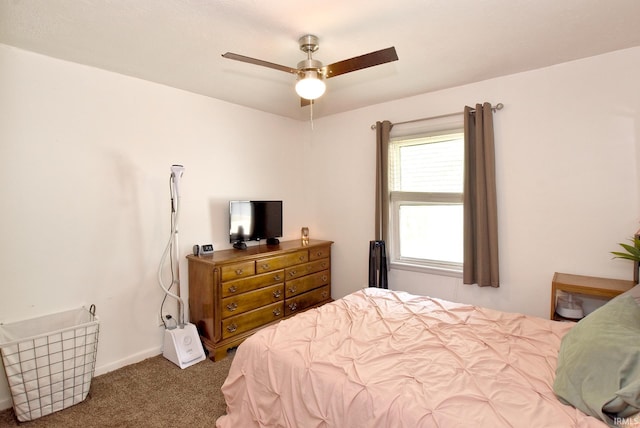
(325, 47, 398, 78)
(222, 52, 298, 74)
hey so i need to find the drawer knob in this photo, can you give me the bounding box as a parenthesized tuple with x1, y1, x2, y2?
(261, 263, 270, 270)
(274, 274, 282, 281)
(226, 302, 238, 312)
(228, 285, 238, 293)
(289, 270, 297, 277)
(273, 308, 281, 317)
(322, 275, 328, 282)
(299, 255, 305, 261)
(288, 285, 297, 294)
(288, 302, 298, 312)
(273, 290, 282, 298)
(321, 262, 327, 268)
(316, 251, 323, 257)
(226, 323, 238, 333)
(235, 268, 243, 275)
(321, 291, 329, 299)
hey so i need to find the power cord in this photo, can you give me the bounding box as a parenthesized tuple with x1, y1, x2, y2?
(159, 175, 177, 328)
(163, 314, 178, 329)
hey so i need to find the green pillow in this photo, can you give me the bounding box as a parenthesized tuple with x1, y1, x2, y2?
(554, 295, 640, 427)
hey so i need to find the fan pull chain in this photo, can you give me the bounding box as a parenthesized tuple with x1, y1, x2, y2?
(310, 100, 314, 130)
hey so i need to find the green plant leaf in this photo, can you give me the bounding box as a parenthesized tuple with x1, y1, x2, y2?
(612, 251, 640, 261)
(620, 243, 640, 255)
(611, 237, 640, 262)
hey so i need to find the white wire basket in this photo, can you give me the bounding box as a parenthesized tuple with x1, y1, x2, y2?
(0, 305, 99, 422)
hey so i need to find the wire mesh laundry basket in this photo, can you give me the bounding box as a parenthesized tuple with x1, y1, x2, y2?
(0, 305, 99, 422)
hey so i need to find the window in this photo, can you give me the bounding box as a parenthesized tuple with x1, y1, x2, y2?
(388, 127, 464, 274)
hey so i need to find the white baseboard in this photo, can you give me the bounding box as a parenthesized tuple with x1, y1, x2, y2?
(0, 346, 163, 412)
(94, 346, 162, 376)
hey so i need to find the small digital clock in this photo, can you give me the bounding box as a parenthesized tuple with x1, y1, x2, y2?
(193, 244, 214, 256)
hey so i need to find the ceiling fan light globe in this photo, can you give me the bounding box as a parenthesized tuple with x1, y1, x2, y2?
(295, 72, 326, 100)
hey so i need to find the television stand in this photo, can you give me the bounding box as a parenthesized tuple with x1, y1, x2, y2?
(232, 241, 247, 250)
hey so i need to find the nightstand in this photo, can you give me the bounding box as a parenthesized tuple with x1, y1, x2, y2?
(550, 272, 635, 321)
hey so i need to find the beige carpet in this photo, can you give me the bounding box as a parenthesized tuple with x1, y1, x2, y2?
(0, 352, 233, 427)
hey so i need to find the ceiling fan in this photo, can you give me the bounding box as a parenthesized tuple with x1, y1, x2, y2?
(222, 35, 398, 106)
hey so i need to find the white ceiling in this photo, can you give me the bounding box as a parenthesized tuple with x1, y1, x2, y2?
(1, 0, 640, 120)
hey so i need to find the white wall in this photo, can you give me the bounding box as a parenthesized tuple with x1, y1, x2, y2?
(310, 46, 640, 318)
(0, 44, 307, 409)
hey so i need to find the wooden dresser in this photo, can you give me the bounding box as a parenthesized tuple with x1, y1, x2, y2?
(187, 239, 333, 360)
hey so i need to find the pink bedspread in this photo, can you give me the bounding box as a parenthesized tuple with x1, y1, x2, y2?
(216, 288, 606, 427)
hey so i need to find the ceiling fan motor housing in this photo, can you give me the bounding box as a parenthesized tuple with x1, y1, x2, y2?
(298, 34, 320, 53)
(297, 58, 324, 75)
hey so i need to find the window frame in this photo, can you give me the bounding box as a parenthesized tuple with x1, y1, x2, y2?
(387, 126, 464, 277)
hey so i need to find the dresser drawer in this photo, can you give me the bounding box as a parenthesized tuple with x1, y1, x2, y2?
(285, 285, 331, 316)
(222, 302, 284, 340)
(285, 270, 330, 297)
(222, 270, 284, 297)
(285, 258, 330, 281)
(256, 250, 308, 274)
(221, 261, 255, 282)
(221, 284, 284, 318)
(309, 246, 331, 261)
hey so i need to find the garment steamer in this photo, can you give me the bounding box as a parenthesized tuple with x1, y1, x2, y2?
(158, 165, 206, 369)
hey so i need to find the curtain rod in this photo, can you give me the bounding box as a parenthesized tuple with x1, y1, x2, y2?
(369, 102, 503, 130)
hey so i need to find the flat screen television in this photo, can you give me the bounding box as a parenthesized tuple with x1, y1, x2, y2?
(229, 200, 283, 249)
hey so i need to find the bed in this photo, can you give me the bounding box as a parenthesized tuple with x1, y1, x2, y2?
(216, 287, 640, 427)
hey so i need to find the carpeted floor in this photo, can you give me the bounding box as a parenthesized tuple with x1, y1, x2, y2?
(0, 352, 233, 427)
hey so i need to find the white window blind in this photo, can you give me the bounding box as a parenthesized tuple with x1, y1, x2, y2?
(390, 132, 463, 193)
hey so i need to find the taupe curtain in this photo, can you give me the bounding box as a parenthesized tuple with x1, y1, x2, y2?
(463, 103, 500, 287)
(375, 121, 393, 243)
